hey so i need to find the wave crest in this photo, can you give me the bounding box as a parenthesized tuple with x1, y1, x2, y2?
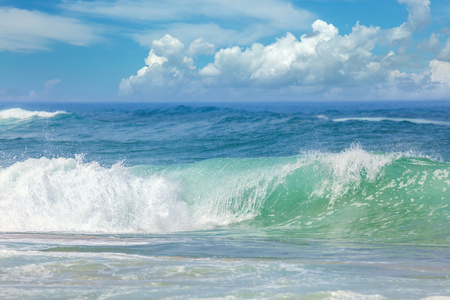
(0, 156, 192, 233)
(0, 108, 67, 120)
(332, 117, 450, 126)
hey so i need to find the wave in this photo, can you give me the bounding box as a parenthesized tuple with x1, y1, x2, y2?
(0, 147, 449, 244)
(0, 108, 67, 120)
(332, 117, 450, 126)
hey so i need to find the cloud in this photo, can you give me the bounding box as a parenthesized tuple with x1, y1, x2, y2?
(188, 38, 215, 56)
(430, 60, 450, 84)
(131, 23, 264, 49)
(119, 35, 197, 98)
(62, 0, 314, 29)
(120, 20, 388, 99)
(27, 79, 62, 100)
(118, 0, 449, 101)
(0, 79, 62, 101)
(384, 0, 431, 45)
(398, 0, 431, 28)
(437, 38, 450, 61)
(62, 0, 315, 47)
(199, 20, 382, 88)
(0, 7, 102, 52)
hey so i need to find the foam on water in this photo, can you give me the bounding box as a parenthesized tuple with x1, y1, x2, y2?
(0, 108, 67, 120)
(0, 156, 193, 233)
(332, 117, 450, 126)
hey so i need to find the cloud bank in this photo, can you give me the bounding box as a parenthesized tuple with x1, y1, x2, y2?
(119, 0, 450, 101)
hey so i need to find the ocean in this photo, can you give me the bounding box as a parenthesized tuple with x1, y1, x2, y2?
(0, 101, 449, 299)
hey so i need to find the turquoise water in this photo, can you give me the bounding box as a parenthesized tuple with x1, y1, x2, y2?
(0, 101, 449, 299)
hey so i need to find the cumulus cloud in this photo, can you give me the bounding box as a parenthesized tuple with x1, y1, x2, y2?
(199, 20, 383, 88)
(120, 20, 389, 99)
(119, 35, 198, 98)
(0, 7, 102, 52)
(430, 60, 450, 84)
(119, 0, 449, 101)
(188, 38, 215, 56)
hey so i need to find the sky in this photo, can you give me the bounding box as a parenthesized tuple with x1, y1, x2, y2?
(0, 0, 449, 102)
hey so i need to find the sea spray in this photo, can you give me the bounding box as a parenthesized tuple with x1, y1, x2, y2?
(0, 156, 192, 233)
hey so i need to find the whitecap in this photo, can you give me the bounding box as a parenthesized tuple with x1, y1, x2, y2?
(332, 117, 450, 126)
(0, 108, 67, 120)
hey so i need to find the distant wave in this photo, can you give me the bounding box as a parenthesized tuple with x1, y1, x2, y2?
(316, 114, 329, 120)
(0, 108, 67, 120)
(332, 117, 450, 126)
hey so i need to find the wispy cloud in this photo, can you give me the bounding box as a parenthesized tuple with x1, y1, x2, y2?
(62, 0, 316, 46)
(0, 7, 102, 52)
(62, 0, 314, 28)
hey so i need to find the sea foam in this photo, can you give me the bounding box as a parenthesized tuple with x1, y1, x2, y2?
(0, 156, 193, 233)
(0, 108, 67, 120)
(332, 117, 450, 126)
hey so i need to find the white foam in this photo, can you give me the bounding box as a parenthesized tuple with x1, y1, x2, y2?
(317, 114, 329, 120)
(0, 157, 193, 233)
(332, 117, 450, 126)
(0, 108, 67, 120)
(306, 144, 397, 205)
(322, 290, 385, 299)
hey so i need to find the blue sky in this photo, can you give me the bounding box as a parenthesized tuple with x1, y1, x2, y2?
(0, 0, 449, 102)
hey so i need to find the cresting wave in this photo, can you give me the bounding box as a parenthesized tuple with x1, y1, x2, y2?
(0, 108, 67, 120)
(0, 147, 449, 243)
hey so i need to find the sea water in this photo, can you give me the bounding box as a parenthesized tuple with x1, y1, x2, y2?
(0, 101, 449, 299)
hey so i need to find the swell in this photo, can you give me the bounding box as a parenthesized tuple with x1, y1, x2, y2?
(0, 147, 448, 244)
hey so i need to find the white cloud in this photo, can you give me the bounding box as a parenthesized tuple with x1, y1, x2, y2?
(188, 38, 215, 56)
(121, 20, 386, 98)
(430, 60, 450, 84)
(0, 7, 102, 52)
(131, 23, 254, 49)
(119, 35, 198, 98)
(63, 0, 315, 48)
(118, 0, 450, 101)
(384, 0, 431, 45)
(62, 0, 314, 29)
(398, 0, 431, 28)
(437, 38, 450, 61)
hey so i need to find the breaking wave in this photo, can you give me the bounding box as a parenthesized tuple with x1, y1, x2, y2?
(0, 108, 67, 120)
(0, 146, 448, 244)
(332, 117, 450, 126)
